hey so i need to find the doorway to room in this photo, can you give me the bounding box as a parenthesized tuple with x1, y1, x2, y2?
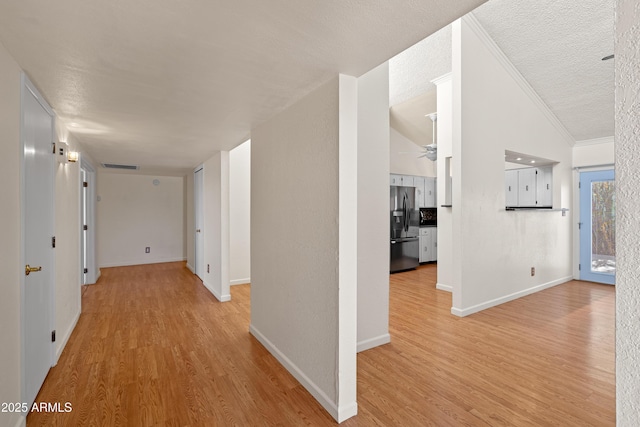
(579, 169, 615, 284)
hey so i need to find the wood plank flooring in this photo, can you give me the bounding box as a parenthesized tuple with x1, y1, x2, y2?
(28, 262, 614, 426)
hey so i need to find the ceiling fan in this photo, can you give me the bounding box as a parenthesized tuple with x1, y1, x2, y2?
(418, 113, 437, 161)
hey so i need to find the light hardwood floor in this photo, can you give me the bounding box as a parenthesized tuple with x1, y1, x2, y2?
(28, 262, 614, 426)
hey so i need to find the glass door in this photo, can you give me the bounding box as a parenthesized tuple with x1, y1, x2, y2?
(579, 169, 615, 284)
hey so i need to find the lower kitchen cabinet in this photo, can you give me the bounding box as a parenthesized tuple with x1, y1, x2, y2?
(419, 227, 437, 263)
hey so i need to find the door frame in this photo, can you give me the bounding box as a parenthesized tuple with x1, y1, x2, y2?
(20, 73, 56, 404)
(194, 165, 204, 279)
(578, 168, 615, 284)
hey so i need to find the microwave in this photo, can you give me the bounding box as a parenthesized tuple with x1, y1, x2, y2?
(419, 208, 437, 226)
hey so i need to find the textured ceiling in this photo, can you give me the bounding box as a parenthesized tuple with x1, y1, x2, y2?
(0, 0, 485, 173)
(390, 0, 614, 145)
(473, 0, 614, 142)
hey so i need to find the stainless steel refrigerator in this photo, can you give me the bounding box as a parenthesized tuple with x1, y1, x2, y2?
(390, 186, 419, 273)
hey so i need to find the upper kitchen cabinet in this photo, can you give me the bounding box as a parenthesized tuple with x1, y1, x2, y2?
(414, 176, 425, 207)
(505, 170, 519, 207)
(504, 150, 556, 209)
(390, 174, 414, 187)
(424, 177, 436, 208)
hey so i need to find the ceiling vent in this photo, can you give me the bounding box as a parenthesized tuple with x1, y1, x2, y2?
(101, 163, 139, 170)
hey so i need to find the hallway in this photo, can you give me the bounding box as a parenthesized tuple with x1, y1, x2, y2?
(29, 263, 615, 426)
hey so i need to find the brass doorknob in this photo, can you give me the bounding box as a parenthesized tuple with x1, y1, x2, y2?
(25, 264, 42, 276)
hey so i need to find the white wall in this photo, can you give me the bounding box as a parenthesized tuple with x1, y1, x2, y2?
(357, 63, 391, 352)
(573, 137, 614, 167)
(97, 173, 186, 267)
(202, 151, 230, 301)
(229, 140, 251, 285)
(0, 40, 24, 427)
(390, 127, 436, 177)
(250, 75, 357, 422)
(615, 0, 640, 422)
(450, 16, 573, 315)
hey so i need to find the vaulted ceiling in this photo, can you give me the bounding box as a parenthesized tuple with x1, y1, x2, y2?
(0, 0, 485, 173)
(389, 0, 614, 147)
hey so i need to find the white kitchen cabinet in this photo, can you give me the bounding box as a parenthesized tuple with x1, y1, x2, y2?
(505, 166, 553, 208)
(414, 176, 425, 207)
(536, 166, 553, 207)
(505, 170, 519, 207)
(402, 175, 414, 187)
(419, 227, 437, 262)
(390, 174, 414, 187)
(424, 177, 436, 207)
(517, 168, 537, 207)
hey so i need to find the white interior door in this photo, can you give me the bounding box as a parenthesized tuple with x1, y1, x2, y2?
(81, 168, 87, 285)
(194, 167, 204, 279)
(22, 75, 55, 405)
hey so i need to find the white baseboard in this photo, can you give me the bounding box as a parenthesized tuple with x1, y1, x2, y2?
(202, 280, 231, 302)
(54, 308, 81, 364)
(230, 277, 250, 286)
(99, 257, 187, 268)
(436, 283, 452, 292)
(250, 324, 355, 422)
(95, 269, 101, 282)
(357, 333, 391, 353)
(451, 276, 573, 317)
(186, 262, 194, 273)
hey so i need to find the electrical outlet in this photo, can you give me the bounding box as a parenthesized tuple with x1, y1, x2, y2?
(145, 247, 150, 253)
(531, 267, 535, 276)
(207, 264, 210, 273)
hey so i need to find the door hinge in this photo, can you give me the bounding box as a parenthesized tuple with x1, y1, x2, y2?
(52, 142, 56, 154)
(83, 268, 88, 274)
(83, 181, 88, 188)
(51, 330, 56, 342)
(83, 225, 88, 231)
(52, 236, 56, 248)
(579, 182, 581, 189)
(578, 222, 582, 230)
(579, 264, 581, 271)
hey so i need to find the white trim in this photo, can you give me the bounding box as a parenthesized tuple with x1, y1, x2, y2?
(436, 283, 453, 292)
(574, 136, 614, 147)
(431, 72, 452, 86)
(95, 269, 101, 282)
(464, 14, 575, 147)
(249, 324, 342, 421)
(450, 275, 573, 317)
(230, 277, 250, 286)
(186, 263, 194, 273)
(55, 308, 80, 364)
(357, 333, 391, 353)
(202, 280, 231, 302)
(99, 257, 187, 268)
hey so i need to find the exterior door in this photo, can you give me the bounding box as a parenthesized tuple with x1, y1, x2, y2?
(194, 167, 204, 279)
(22, 75, 55, 405)
(579, 169, 615, 284)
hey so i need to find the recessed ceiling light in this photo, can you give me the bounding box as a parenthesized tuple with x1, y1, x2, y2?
(69, 122, 80, 127)
(516, 157, 522, 161)
(530, 160, 536, 163)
